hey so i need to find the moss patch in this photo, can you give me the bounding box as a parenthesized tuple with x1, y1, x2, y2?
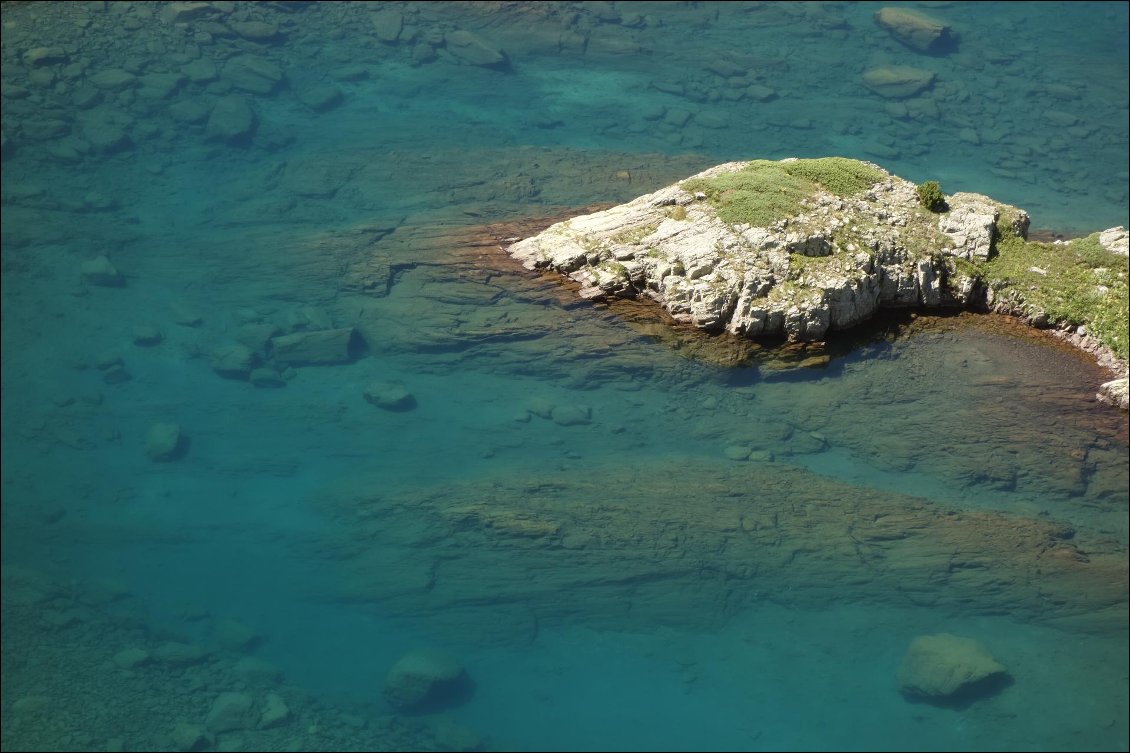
(682, 158, 886, 228)
(971, 232, 1129, 360)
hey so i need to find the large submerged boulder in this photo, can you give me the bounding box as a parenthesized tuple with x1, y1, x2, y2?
(897, 633, 1009, 704)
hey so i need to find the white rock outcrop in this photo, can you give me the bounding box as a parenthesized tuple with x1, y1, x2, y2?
(507, 159, 1028, 343)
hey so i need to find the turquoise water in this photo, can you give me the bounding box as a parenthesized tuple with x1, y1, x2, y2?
(1, 2, 1127, 751)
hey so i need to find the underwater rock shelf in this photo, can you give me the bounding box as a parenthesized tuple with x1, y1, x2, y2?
(507, 157, 1129, 407)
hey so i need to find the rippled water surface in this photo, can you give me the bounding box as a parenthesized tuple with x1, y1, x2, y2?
(2, 2, 1127, 751)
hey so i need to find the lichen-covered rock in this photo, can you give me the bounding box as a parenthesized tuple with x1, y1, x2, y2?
(897, 633, 1008, 702)
(938, 197, 998, 261)
(1098, 226, 1128, 256)
(1097, 377, 1129, 410)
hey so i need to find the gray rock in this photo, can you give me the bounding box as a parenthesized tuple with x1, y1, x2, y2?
(551, 405, 592, 426)
(83, 119, 131, 154)
(231, 20, 279, 42)
(331, 65, 369, 82)
(297, 84, 344, 112)
(1098, 226, 1128, 257)
(364, 381, 416, 411)
(182, 58, 219, 84)
(258, 693, 290, 729)
(24, 47, 68, 67)
(223, 56, 284, 95)
(249, 368, 286, 388)
(88, 69, 137, 91)
(152, 642, 209, 665)
(160, 2, 215, 24)
(445, 29, 507, 68)
(169, 100, 211, 124)
(937, 198, 998, 260)
(1097, 377, 1128, 410)
(138, 72, 186, 99)
(205, 692, 257, 734)
(113, 647, 151, 668)
(875, 7, 955, 54)
(210, 344, 256, 379)
(81, 256, 125, 287)
(145, 423, 183, 461)
(206, 95, 256, 144)
(71, 85, 102, 109)
(133, 324, 163, 346)
(383, 649, 467, 711)
(862, 66, 936, 99)
(169, 722, 212, 753)
(897, 634, 1008, 702)
(371, 9, 403, 42)
(271, 327, 357, 365)
(234, 656, 284, 685)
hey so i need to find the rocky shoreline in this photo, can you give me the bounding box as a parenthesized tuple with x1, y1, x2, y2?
(506, 158, 1129, 409)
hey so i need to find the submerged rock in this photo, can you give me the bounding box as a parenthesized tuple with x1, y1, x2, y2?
(862, 66, 936, 99)
(875, 7, 956, 55)
(445, 29, 508, 69)
(897, 634, 1009, 703)
(384, 649, 469, 711)
(145, 423, 183, 461)
(81, 255, 125, 287)
(364, 381, 417, 411)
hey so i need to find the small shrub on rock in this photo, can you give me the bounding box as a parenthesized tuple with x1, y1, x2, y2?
(916, 180, 947, 212)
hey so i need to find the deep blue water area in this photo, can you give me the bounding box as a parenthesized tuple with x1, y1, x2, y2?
(2, 2, 1127, 751)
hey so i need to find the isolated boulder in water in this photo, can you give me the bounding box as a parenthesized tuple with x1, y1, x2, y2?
(383, 649, 469, 711)
(364, 381, 416, 411)
(145, 422, 183, 461)
(897, 633, 1009, 703)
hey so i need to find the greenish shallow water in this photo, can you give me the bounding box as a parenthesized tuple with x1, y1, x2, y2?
(1, 2, 1127, 751)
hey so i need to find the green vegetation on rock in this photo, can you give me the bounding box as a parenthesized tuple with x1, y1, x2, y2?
(916, 180, 946, 212)
(963, 231, 1129, 360)
(682, 158, 886, 228)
